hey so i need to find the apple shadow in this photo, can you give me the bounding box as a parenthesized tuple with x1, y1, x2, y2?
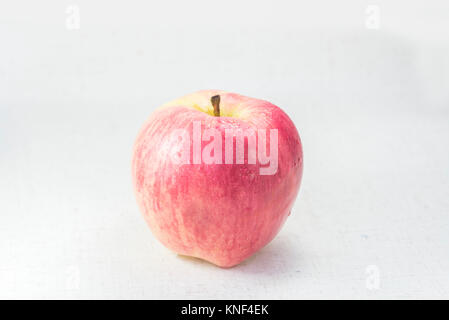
(176, 237, 302, 275)
(176, 254, 218, 267)
(232, 238, 303, 275)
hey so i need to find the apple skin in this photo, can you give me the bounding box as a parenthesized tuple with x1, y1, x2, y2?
(132, 90, 303, 267)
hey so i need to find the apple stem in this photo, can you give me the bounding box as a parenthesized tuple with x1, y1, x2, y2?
(211, 95, 220, 117)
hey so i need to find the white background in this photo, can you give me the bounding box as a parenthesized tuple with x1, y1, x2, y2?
(1, 0, 448, 299)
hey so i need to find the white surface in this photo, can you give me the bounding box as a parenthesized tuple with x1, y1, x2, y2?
(1, 0, 448, 299)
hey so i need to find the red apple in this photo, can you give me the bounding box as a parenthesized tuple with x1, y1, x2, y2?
(132, 90, 303, 267)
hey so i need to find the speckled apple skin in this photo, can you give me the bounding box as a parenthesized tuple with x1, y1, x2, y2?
(132, 90, 303, 267)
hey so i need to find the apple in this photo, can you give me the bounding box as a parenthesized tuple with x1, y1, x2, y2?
(132, 90, 303, 267)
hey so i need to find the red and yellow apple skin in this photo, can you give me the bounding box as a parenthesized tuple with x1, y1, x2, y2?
(132, 90, 303, 267)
